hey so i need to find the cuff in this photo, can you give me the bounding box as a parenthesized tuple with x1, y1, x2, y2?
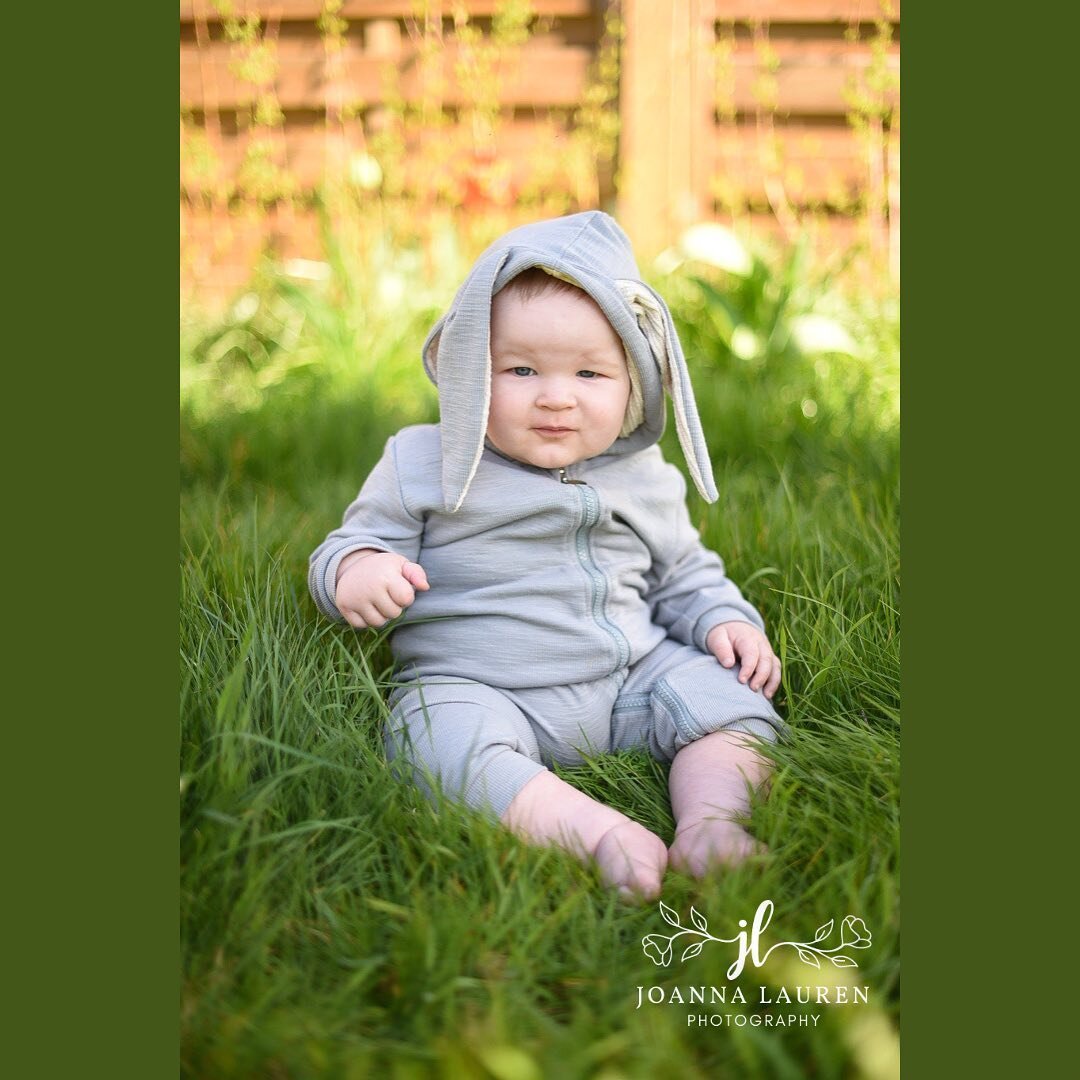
(719, 716, 788, 745)
(464, 752, 549, 822)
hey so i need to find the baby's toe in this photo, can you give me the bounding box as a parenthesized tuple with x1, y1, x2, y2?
(669, 823, 768, 877)
(594, 821, 667, 901)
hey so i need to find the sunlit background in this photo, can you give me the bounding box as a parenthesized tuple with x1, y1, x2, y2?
(181, 1, 899, 422)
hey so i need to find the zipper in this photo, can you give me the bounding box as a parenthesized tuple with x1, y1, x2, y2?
(560, 471, 631, 670)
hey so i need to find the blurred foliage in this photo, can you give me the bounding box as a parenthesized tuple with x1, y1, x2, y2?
(656, 223, 898, 446)
(182, 216, 897, 450)
(180, 215, 898, 540)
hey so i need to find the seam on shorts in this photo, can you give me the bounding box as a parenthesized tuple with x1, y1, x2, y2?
(654, 679, 701, 743)
(612, 692, 651, 711)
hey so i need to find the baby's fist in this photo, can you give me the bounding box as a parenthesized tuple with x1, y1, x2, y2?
(334, 550, 430, 629)
(706, 621, 781, 699)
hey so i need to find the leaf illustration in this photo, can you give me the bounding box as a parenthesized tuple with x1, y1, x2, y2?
(831, 954, 858, 968)
(812, 920, 834, 943)
(690, 906, 708, 933)
(795, 947, 821, 969)
(682, 942, 704, 962)
(659, 901, 681, 928)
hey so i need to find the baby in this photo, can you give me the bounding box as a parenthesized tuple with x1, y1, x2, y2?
(309, 212, 785, 900)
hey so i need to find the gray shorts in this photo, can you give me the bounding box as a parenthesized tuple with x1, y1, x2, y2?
(385, 637, 786, 820)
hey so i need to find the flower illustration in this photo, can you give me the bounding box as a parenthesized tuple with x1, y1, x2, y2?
(642, 933, 674, 967)
(840, 916, 872, 948)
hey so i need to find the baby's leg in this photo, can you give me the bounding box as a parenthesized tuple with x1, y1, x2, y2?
(667, 730, 771, 876)
(611, 639, 784, 879)
(386, 681, 548, 819)
(501, 770, 668, 901)
(388, 680, 665, 899)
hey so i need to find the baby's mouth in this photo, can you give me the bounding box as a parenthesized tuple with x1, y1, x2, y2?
(533, 426, 576, 435)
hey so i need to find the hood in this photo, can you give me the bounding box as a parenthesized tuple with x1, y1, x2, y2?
(421, 210, 718, 511)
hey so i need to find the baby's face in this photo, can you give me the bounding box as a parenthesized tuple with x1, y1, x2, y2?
(486, 287, 631, 471)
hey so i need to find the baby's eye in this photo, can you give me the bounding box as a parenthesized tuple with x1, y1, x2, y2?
(577, 370, 601, 379)
(510, 366, 535, 377)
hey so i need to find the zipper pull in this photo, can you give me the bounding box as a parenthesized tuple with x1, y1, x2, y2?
(559, 467, 586, 485)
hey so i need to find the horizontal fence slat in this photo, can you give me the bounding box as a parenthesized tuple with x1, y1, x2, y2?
(180, 203, 886, 300)
(710, 122, 885, 205)
(728, 42, 898, 114)
(181, 115, 588, 196)
(179, 1, 597, 23)
(178, 1, 898, 25)
(181, 35, 896, 118)
(180, 39, 592, 110)
(181, 116, 892, 210)
(708, 0, 899, 21)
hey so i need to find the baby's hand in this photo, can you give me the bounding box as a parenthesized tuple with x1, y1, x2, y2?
(334, 550, 430, 629)
(706, 621, 781, 699)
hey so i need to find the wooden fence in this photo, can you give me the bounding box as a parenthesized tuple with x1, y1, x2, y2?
(180, 0, 899, 305)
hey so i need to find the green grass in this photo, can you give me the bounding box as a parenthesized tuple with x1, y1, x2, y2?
(181, 264, 899, 1078)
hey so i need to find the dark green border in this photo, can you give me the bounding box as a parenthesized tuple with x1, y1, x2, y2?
(904, 4, 1068, 1074)
(9, 5, 176, 1077)
(903, 3, 958, 1071)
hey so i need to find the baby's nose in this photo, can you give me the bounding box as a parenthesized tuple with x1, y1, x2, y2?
(536, 381, 576, 408)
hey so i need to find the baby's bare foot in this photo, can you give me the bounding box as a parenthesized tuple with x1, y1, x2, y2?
(668, 818, 768, 878)
(593, 820, 668, 901)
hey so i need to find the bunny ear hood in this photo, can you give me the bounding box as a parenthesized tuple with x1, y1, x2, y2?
(422, 211, 718, 511)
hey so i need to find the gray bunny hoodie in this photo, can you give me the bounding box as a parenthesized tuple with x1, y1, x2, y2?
(309, 212, 767, 690)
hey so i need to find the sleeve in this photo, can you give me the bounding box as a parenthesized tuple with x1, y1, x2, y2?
(307, 435, 424, 622)
(644, 466, 766, 653)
